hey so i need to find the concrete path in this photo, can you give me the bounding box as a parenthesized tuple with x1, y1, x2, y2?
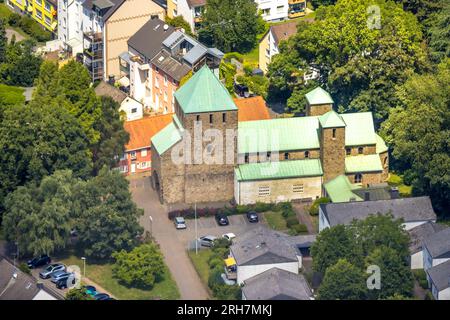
(6, 28, 26, 43)
(293, 202, 317, 234)
(129, 177, 210, 300)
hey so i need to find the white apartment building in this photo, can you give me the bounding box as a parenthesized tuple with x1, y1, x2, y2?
(256, 0, 288, 21)
(57, 0, 84, 55)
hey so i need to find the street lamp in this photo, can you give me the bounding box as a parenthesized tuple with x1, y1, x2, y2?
(81, 257, 86, 277)
(149, 215, 153, 238)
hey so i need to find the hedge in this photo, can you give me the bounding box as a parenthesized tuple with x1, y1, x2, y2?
(285, 215, 300, 228)
(291, 223, 308, 234)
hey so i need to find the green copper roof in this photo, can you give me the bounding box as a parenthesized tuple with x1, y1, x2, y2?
(305, 87, 334, 105)
(174, 65, 238, 114)
(324, 175, 363, 203)
(375, 133, 388, 153)
(235, 159, 323, 182)
(345, 154, 383, 173)
(340, 112, 377, 146)
(319, 110, 346, 128)
(151, 117, 182, 155)
(238, 117, 320, 154)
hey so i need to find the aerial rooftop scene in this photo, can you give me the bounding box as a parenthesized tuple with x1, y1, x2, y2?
(0, 0, 448, 313)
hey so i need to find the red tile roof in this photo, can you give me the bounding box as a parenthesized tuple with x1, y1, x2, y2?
(234, 96, 272, 122)
(124, 114, 173, 151)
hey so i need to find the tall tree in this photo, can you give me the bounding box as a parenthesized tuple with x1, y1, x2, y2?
(198, 0, 265, 53)
(424, 2, 450, 63)
(75, 168, 143, 258)
(33, 60, 59, 98)
(397, 0, 445, 21)
(92, 96, 129, 175)
(0, 19, 7, 64)
(381, 59, 450, 214)
(365, 246, 414, 299)
(166, 16, 194, 37)
(268, 0, 428, 121)
(310, 224, 363, 274)
(2, 170, 77, 256)
(317, 259, 367, 300)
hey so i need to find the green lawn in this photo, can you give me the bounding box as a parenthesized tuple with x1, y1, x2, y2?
(264, 211, 288, 231)
(387, 173, 412, 197)
(58, 254, 180, 300)
(187, 249, 212, 286)
(0, 4, 13, 20)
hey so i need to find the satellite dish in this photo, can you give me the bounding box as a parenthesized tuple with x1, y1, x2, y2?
(163, 24, 169, 31)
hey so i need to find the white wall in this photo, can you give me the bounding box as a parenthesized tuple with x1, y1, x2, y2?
(120, 97, 144, 121)
(318, 207, 330, 232)
(403, 221, 432, 231)
(128, 49, 150, 105)
(424, 246, 450, 270)
(256, 0, 288, 21)
(33, 290, 57, 300)
(411, 251, 424, 270)
(177, 0, 195, 31)
(236, 262, 299, 285)
(437, 287, 450, 300)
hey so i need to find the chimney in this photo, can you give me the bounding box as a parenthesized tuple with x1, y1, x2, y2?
(390, 187, 399, 199)
(364, 191, 370, 201)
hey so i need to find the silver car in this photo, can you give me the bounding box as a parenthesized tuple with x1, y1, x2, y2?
(39, 263, 66, 279)
(174, 217, 187, 230)
(199, 235, 217, 247)
(51, 271, 73, 283)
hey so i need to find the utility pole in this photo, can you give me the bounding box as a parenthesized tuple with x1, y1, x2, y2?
(195, 202, 198, 255)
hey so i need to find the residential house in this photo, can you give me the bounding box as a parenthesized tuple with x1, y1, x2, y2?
(57, 0, 84, 55)
(76, 0, 165, 82)
(234, 96, 272, 122)
(119, 97, 144, 121)
(426, 259, 450, 300)
(259, 21, 297, 73)
(151, 66, 389, 205)
(126, 18, 223, 113)
(318, 196, 437, 232)
(408, 222, 447, 269)
(119, 114, 173, 175)
(241, 268, 313, 300)
(229, 226, 302, 285)
(423, 228, 450, 271)
(7, 0, 58, 33)
(94, 80, 127, 104)
(170, 0, 205, 32)
(0, 258, 61, 300)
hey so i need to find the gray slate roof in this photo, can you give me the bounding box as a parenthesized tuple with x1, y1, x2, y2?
(0, 258, 46, 300)
(242, 268, 312, 300)
(230, 226, 299, 266)
(320, 196, 436, 227)
(128, 18, 175, 59)
(426, 260, 450, 291)
(408, 222, 447, 254)
(151, 50, 191, 81)
(424, 227, 450, 258)
(83, 0, 124, 21)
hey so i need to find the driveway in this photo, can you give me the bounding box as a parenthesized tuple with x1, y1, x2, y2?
(129, 177, 209, 300)
(129, 177, 262, 300)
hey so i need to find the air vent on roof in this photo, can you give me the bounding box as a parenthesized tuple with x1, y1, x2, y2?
(164, 24, 169, 31)
(154, 24, 160, 31)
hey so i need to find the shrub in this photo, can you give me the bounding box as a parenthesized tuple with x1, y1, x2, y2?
(223, 52, 244, 62)
(413, 269, 428, 289)
(19, 16, 52, 42)
(208, 258, 223, 269)
(18, 262, 31, 275)
(8, 13, 21, 26)
(254, 202, 273, 213)
(236, 204, 250, 214)
(285, 215, 300, 228)
(309, 197, 331, 216)
(424, 291, 434, 300)
(274, 202, 292, 212)
(291, 223, 308, 234)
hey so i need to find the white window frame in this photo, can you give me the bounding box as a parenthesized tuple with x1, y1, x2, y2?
(141, 149, 147, 157)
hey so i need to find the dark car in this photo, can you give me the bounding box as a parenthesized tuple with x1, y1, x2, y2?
(246, 211, 259, 223)
(27, 255, 51, 269)
(56, 276, 76, 289)
(215, 213, 229, 226)
(84, 285, 97, 297)
(94, 293, 110, 300)
(234, 83, 249, 98)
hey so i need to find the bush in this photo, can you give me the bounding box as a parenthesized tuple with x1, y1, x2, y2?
(309, 197, 331, 216)
(413, 269, 428, 289)
(285, 215, 300, 228)
(208, 258, 223, 269)
(18, 262, 31, 275)
(254, 202, 273, 213)
(8, 13, 21, 26)
(424, 291, 434, 300)
(19, 16, 52, 42)
(223, 52, 244, 62)
(290, 223, 308, 234)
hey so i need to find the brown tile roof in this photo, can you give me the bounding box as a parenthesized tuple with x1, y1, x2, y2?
(234, 96, 272, 122)
(124, 114, 173, 151)
(95, 81, 127, 104)
(270, 22, 298, 45)
(187, 0, 206, 7)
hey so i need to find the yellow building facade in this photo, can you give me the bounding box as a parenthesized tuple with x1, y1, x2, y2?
(7, 0, 57, 33)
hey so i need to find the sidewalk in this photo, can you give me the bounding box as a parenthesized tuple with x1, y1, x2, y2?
(81, 276, 117, 299)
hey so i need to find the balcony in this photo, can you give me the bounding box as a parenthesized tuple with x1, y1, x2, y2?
(83, 46, 103, 61)
(83, 31, 103, 43)
(288, 2, 306, 19)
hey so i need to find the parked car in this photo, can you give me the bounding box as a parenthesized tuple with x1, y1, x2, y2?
(56, 276, 76, 289)
(199, 235, 217, 247)
(51, 271, 73, 283)
(234, 83, 249, 98)
(246, 211, 259, 223)
(39, 263, 65, 279)
(222, 233, 236, 241)
(94, 293, 110, 300)
(215, 213, 229, 226)
(83, 285, 97, 297)
(27, 255, 51, 269)
(174, 217, 187, 230)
